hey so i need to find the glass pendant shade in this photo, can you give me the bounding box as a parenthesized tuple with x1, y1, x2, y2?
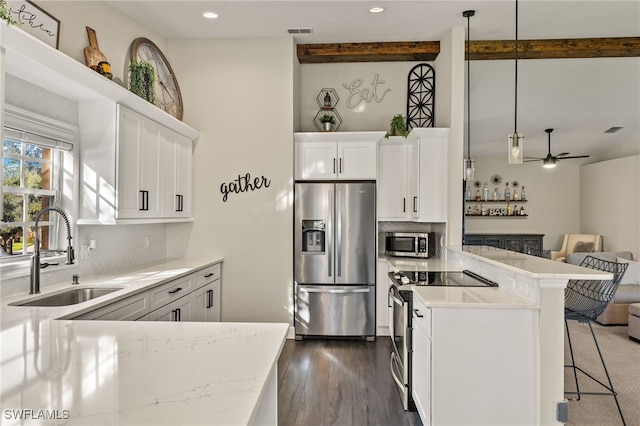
(508, 132, 524, 164)
(463, 158, 475, 181)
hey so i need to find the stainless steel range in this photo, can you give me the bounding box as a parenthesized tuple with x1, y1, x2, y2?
(388, 270, 497, 410)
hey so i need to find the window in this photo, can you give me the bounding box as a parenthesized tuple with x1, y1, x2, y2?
(1, 106, 75, 261)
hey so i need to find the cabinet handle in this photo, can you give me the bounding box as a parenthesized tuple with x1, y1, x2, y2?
(176, 308, 181, 322)
(413, 309, 424, 318)
(207, 289, 214, 309)
(413, 196, 418, 213)
(339, 158, 343, 173)
(176, 194, 184, 212)
(403, 198, 406, 213)
(168, 287, 182, 294)
(333, 158, 336, 174)
(171, 309, 177, 321)
(139, 190, 149, 211)
(204, 273, 214, 278)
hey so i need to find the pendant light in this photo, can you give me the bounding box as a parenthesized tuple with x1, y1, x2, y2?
(463, 10, 475, 181)
(508, 0, 524, 164)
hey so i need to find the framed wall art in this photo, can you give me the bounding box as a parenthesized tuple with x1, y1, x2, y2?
(5, 0, 60, 49)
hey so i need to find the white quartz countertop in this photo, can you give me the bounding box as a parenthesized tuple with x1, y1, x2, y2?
(448, 246, 612, 280)
(0, 257, 289, 425)
(379, 255, 462, 272)
(412, 286, 537, 309)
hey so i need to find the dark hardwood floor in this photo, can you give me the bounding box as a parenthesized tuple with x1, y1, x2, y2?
(277, 336, 423, 426)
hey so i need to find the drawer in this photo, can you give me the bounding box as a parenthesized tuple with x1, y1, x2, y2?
(192, 263, 222, 289)
(73, 292, 150, 321)
(412, 296, 431, 338)
(149, 275, 194, 311)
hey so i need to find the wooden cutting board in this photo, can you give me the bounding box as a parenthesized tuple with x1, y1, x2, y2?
(84, 26, 108, 70)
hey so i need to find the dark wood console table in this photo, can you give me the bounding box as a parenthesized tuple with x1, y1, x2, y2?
(463, 233, 544, 253)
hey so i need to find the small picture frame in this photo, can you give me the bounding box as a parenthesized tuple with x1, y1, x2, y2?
(5, 0, 60, 49)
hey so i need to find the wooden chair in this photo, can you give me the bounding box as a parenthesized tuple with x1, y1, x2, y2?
(551, 234, 602, 262)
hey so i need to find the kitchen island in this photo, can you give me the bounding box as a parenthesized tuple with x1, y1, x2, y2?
(0, 258, 288, 425)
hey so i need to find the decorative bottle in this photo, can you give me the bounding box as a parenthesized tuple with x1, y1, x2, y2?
(507, 202, 512, 216)
(504, 183, 511, 201)
(520, 206, 526, 216)
(521, 186, 526, 201)
(493, 187, 500, 201)
(482, 183, 489, 201)
(513, 187, 519, 200)
(475, 189, 481, 201)
(465, 187, 472, 201)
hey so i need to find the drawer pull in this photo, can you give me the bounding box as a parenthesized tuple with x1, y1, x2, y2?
(168, 287, 183, 294)
(204, 273, 214, 278)
(413, 309, 424, 318)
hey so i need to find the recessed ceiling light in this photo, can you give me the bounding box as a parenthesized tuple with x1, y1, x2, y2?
(369, 6, 385, 13)
(203, 11, 218, 19)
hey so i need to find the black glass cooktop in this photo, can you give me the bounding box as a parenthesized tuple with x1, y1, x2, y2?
(389, 270, 498, 288)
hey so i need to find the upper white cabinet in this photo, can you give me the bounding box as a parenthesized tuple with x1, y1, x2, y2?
(294, 132, 385, 180)
(0, 23, 199, 225)
(79, 104, 194, 224)
(378, 128, 449, 222)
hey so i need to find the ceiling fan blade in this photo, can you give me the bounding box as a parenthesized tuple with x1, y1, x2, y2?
(556, 152, 571, 157)
(523, 159, 542, 162)
(523, 157, 544, 161)
(558, 155, 590, 160)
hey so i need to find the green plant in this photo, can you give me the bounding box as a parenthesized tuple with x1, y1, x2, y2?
(385, 114, 409, 138)
(0, 1, 19, 25)
(320, 114, 335, 124)
(128, 61, 156, 104)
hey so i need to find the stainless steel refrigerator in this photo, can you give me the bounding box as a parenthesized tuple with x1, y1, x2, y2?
(294, 181, 376, 339)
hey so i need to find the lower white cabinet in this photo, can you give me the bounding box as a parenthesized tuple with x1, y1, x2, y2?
(376, 260, 392, 335)
(72, 291, 150, 321)
(411, 295, 537, 426)
(71, 262, 222, 323)
(148, 294, 194, 321)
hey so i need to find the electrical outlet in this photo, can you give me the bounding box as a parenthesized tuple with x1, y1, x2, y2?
(80, 244, 90, 260)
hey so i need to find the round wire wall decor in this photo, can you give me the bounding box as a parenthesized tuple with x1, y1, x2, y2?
(406, 63, 435, 130)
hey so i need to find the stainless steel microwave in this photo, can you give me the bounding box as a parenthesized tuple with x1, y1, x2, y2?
(385, 232, 435, 258)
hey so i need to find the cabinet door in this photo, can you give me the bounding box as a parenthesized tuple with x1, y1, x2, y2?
(192, 280, 221, 322)
(376, 260, 391, 334)
(72, 292, 150, 321)
(417, 136, 447, 222)
(297, 142, 337, 180)
(338, 141, 377, 179)
(412, 311, 431, 424)
(149, 295, 193, 321)
(378, 143, 410, 219)
(159, 129, 178, 217)
(116, 107, 160, 218)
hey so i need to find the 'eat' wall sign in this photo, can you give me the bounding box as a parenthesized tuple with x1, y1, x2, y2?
(220, 172, 271, 202)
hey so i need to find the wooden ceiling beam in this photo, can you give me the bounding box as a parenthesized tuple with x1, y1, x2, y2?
(297, 37, 640, 63)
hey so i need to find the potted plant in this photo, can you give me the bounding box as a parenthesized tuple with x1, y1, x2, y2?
(386, 114, 409, 138)
(320, 114, 335, 132)
(128, 61, 156, 104)
(0, 2, 18, 25)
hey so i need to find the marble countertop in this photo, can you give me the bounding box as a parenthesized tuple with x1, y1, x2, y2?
(447, 246, 612, 280)
(412, 286, 537, 309)
(379, 255, 462, 272)
(0, 257, 289, 425)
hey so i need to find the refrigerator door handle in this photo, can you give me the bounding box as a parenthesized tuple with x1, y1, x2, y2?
(336, 188, 342, 277)
(303, 288, 370, 294)
(327, 188, 333, 278)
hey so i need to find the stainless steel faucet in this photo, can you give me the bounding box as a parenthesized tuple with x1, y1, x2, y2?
(30, 207, 74, 294)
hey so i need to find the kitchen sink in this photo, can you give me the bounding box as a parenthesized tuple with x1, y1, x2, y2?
(11, 287, 123, 307)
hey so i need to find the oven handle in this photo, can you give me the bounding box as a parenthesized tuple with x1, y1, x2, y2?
(390, 351, 406, 390)
(389, 286, 405, 306)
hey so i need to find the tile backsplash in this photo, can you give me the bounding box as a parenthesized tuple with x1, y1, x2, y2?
(1, 224, 168, 297)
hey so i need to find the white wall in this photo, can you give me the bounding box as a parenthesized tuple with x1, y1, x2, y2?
(166, 38, 296, 323)
(465, 156, 587, 251)
(580, 155, 640, 253)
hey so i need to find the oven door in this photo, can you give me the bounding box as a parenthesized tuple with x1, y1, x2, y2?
(389, 285, 410, 409)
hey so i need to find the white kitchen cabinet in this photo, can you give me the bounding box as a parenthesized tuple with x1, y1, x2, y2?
(411, 293, 538, 426)
(377, 137, 418, 220)
(78, 103, 197, 224)
(72, 291, 150, 321)
(149, 275, 194, 311)
(192, 280, 221, 322)
(377, 128, 448, 222)
(376, 259, 392, 335)
(160, 129, 193, 218)
(294, 132, 385, 180)
(117, 106, 161, 219)
(149, 294, 194, 321)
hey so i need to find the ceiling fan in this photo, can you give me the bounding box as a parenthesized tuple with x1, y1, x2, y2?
(524, 128, 589, 168)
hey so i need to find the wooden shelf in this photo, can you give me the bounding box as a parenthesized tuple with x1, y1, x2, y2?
(465, 214, 528, 218)
(465, 199, 528, 203)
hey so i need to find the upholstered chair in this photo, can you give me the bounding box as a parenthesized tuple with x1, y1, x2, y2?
(551, 234, 603, 262)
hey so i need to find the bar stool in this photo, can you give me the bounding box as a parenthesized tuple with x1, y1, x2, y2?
(564, 255, 628, 425)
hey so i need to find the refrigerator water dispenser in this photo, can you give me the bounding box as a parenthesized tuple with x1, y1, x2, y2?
(302, 220, 325, 253)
